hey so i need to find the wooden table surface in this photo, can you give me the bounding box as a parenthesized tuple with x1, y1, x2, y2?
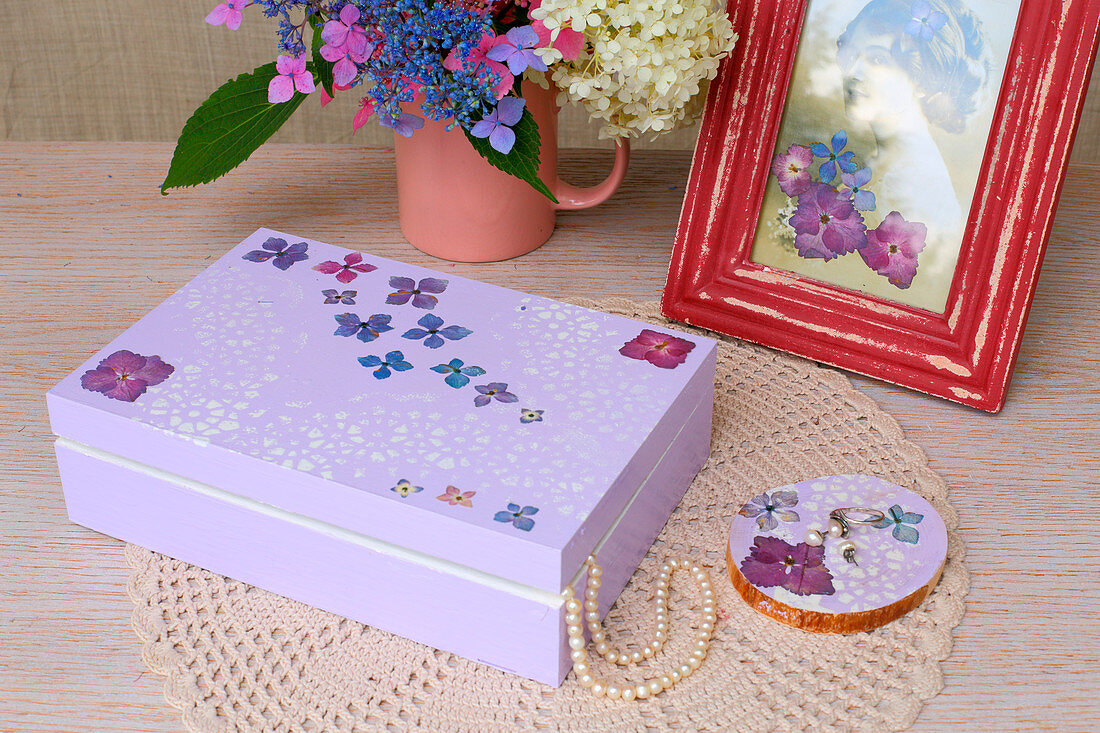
(1, 143, 1097, 732)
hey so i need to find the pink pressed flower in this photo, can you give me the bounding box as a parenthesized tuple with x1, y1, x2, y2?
(80, 350, 174, 403)
(321, 4, 370, 56)
(619, 329, 696, 369)
(859, 211, 928, 289)
(268, 54, 315, 103)
(352, 98, 376, 132)
(313, 252, 378, 284)
(789, 183, 866, 260)
(443, 33, 513, 100)
(205, 0, 251, 30)
(321, 42, 373, 87)
(771, 144, 814, 197)
(437, 485, 476, 508)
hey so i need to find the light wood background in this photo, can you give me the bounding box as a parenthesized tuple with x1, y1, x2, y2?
(1, 143, 1097, 731)
(0, 0, 1096, 161)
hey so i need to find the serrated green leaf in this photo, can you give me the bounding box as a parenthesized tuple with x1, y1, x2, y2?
(463, 109, 557, 203)
(161, 63, 306, 194)
(310, 21, 335, 97)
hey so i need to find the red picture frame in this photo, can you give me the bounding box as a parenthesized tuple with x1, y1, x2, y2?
(662, 0, 1100, 412)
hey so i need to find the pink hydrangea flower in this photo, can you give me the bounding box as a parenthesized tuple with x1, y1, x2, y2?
(487, 26, 548, 74)
(859, 211, 928, 289)
(789, 183, 867, 260)
(205, 0, 251, 30)
(443, 33, 513, 100)
(529, 0, 584, 61)
(739, 536, 835, 597)
(268, 54, 315, 103)
(313, 252, 378, 283)
(80, 350, 174, 402)
(352, 98, 376, 132)
(437, 486, 476, 508)
(771, 144, 813, 197)
(321, 4, 371, 56)
(619, 329, 696, 369)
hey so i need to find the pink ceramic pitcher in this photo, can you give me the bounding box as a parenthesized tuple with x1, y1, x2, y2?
(393, 82, 630, 262)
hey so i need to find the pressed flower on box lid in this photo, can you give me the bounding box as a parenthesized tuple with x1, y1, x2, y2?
(80, 350, 175, 403)
(619, 329, 696, 369)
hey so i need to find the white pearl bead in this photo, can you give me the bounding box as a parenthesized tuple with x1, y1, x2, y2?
(669, 668, 682, 683)
(660, 674, 673, 690)
(697, 630, 711, 643)
(631, 651, 644, 664)
(579, 673, 595, 687)
(702, 589, 715, 600)
(657, 571, 670, 582)
(567, 624, 582, 638)
(586, 610, 600, 622)
(585, 588, 599, 600)
(703, 611, 717, 624)
(690, 565, 702, 575)
(569, 637, 586, 650)
(604, 651, 620, 664)
(652, 638, 664, 651)
(655, 629, 667, 641)
(699, 580, 711, 591)
(690, 649, 706, 661)
(621, 687, 636, 702)
(635, 684, 650, 699)
(648, 679, 663, 695)
(694, 640, 707, 651)
(655, 588, 668, 600)
(584, 600, 599, 612)
(587, 554, 597, 564)
(562, 586, 575, 599)
(574, 662, 589, 675)
(687, 657, 702, 670)
(679, 662, 693, 677)
(700, 621, 714, 633)
(642, 646, 655, 659)
(595, 641, 610, 655)
(588, 577, 602, 589)
(565, 613, 581, 625)
(592, 680, 607, 697)
(606, 684, 621, 701)
(668, 558, 680, 568)
(827, 518, 845, 538)
(571, 649, 585, 662)
(591, 629, 605, 642)
(566, 600, 581, 614)
(660, 563, 672, 574)
(616, 654, 630, 665)
(590, 564, 603, 577)
(805, 529, 824, 546)
(656, 622, 668, 633)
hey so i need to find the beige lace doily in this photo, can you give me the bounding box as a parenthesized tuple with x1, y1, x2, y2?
(126, 299, 968, 733)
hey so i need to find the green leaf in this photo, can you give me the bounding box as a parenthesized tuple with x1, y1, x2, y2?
(463, 109, 557, 203)
(310, 20, 335, 97)
(161, 63, 306, 194)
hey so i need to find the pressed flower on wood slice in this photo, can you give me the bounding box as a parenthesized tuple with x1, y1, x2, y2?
(740, 536, 835, 597)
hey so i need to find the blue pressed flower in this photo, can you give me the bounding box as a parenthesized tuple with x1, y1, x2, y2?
(872, 503, 924, 544)
(386, 276, 449, 309)
(358, 350, 413, 379)
(738, 490, 800, 532)
(429, 358, 486, 388)
(905, 1, 947, 41)
(334, 312, 393, 342)
(520, 408, 544, 424)
(242, 237, 309, 270)
(322, 289, 357, 305)
(809, 131, 858, 184)
(402, 313, 472, 349)
(840, 167, 877, 211)
(391, 479, 423, 497)
(473, 382, 518, 407)
(494, 502, 539, 531)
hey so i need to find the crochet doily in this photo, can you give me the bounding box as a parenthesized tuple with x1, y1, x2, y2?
(126, 299, 968, 733)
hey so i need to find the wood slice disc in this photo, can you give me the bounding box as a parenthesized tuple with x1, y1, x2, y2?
(727, 475, 947, 634)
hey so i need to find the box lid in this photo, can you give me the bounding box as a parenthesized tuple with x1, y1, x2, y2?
(49, 229, 715, 594)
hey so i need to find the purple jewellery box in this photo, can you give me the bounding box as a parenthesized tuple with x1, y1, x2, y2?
(47, 228, 716, 686)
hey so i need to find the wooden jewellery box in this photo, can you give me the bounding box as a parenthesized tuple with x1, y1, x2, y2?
(48, 229, 716, 686)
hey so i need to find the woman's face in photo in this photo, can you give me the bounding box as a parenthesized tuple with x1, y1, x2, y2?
(837, 22, 921, 128)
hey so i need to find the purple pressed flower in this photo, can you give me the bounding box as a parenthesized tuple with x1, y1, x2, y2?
(771, 144, 814, 197)
(520, 408, 544, 424)
(380, 111, 425, 138)
(740, 536, 835, 596)
(80, 349, 174, 402)
(789, 183, 867, 260)
(905, 0, 947, 41)
(430, 358, 486, 388)
(494, 502, 539, 531)
(738, 490, 800, 532)
(242, 237, 309, 270)
(386, 276, 448, 309)
(840, 167, 876, 212)
(401, 313, 472, 349)
(313, 252, 377, 283)
(859, 211, 927, 289)
(809, 130, 858, 184)
(470, 96, 526, 154)
(358, 350, 413, 380)
(473, 382, 518, 407)
(619, 329, 696, 369)
(333, 312, 392, 342)
(390, 479, 423, 497)
(321, 289, 356, 305)
(486, 26, 548, 75)
(872, 503, 924, 544)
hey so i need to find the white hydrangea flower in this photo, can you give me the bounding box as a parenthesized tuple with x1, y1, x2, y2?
(532, 0, 736, 138)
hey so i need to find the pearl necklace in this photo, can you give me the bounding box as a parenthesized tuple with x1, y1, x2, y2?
(564, 554, 717, 701)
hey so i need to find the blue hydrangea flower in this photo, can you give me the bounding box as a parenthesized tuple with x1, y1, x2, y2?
(905, 1, 947, 41)
(386, 276, 448, 309)
(810, 131, 858, 184)
(322, 289, 357, 305)
(872, 504, 924, 544)
(738, 490, 800, 532)
(391, 479, 423, 498)
(334, 312, 393, 342)
(470, 96, 525, 154)
(430, 358, 486, 388)
(840, 167, 877, 211)
(474, 382, 518, 407)
(520, 408, 544, 424)
(358, 350, 413, 379)
(486, 26, 548, 74)
(494, 503, 539, 531)
(402, 314, 472, 349)
(242, 237, 309, 270)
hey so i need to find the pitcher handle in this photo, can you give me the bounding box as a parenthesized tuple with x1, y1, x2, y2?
(552, 141, 631, 211)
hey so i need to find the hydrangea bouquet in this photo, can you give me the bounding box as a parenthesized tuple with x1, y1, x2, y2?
(162, 0, 735, 200)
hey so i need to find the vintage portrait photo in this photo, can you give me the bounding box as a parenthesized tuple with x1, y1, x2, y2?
(749, 0, 1020, 313)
